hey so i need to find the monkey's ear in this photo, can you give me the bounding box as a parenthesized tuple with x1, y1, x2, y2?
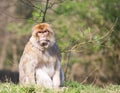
(32, 28, 37, 37)
(32, 24, 39, 37)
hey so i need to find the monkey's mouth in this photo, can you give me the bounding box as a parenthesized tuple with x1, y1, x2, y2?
(40, 40, 50, 48)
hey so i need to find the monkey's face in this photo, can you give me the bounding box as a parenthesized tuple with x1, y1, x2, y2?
(31, 23, 56, 50)
(37, 30, 50, 49)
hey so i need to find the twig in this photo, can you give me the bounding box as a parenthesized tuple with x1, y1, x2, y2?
(81, 68, 98, 84)
(64, 52, 71, 81)
(20, 0, 40, 9)
(66, 17, 118, 53)
(42, 0, 49, 22)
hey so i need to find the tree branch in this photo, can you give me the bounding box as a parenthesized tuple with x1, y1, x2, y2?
(42, 0, 49, 22)
(20, 0, 40, 10)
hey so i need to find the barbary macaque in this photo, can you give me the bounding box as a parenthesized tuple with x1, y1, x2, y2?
(19, 23, 64, 88)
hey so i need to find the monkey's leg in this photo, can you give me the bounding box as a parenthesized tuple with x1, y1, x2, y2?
(36, 69, 53, 88)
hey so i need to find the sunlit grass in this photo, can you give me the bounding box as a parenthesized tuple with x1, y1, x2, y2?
(0, 82, 120, 93)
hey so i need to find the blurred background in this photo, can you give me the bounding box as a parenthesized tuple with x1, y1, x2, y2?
(0, 0, 120, 86)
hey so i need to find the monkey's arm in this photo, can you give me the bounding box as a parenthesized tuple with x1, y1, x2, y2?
(19, 53, 37, 85)
(52, 44, 64, 88)
(53, 60, 64, 88)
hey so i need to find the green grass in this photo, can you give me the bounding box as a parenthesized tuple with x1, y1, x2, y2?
(0, 82, 120, 93)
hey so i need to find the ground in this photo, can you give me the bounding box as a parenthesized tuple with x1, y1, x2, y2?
(0, 81, 120, 93)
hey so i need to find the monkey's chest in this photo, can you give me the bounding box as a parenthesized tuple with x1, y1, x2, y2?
(41, 64, 55, 78)
(37, 53, 56, 78)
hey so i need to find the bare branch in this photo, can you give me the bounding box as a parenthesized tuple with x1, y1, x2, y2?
(64, 17, 118, 53)
(42, 0, 49, 22)
(0, 10, 26, 20)
(20, 0, 40, 10)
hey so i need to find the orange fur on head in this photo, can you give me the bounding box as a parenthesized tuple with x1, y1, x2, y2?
(32, 23, 51, 33)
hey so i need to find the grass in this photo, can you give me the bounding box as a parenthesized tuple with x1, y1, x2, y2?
(0, 82, 120, 93)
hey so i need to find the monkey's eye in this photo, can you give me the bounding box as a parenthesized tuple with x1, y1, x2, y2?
(44, 31, 47, 33)
(38, 31, 42, 33)
(37, 30, 49, 34)
(44, 30, 49, 33)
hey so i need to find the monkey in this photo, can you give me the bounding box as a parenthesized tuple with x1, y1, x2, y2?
(19, 23, 64, 88)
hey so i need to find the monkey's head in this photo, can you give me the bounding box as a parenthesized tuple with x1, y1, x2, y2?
(30, 23, 56, 51)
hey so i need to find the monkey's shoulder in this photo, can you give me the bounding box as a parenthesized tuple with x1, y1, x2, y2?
(19, 42, 38, 62)
(23, 41, 34, 52)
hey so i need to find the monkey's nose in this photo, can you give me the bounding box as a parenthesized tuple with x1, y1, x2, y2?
(40, 41, 48, 47)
